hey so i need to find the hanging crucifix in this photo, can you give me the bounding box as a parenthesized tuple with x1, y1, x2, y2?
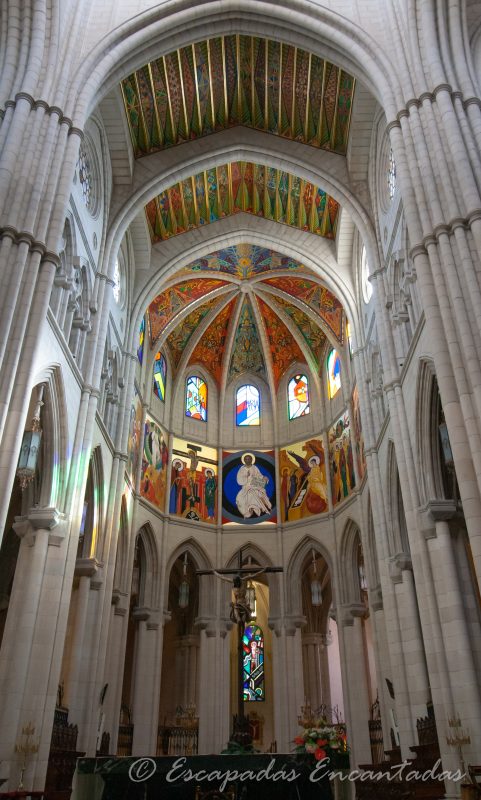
(196, 547, 283, 748)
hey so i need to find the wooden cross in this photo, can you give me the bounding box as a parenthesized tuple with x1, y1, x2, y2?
(197, 547, 283, 745)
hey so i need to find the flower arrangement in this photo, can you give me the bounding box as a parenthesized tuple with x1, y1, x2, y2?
(294, 721, 349, 763)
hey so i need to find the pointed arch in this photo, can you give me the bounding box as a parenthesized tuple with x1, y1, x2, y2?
(163, 538, 213, 618)
(338, 518, 364, 605)
(286, 536, 334, 617)
(387, 441, 410, 557)
(134, 522, 159, 609)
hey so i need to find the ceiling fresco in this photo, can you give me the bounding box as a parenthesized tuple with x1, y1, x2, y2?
(146, 249, 346, 388)
(177, 243, 313, 280)
(165, 295, 227, 371)
(267, 294, 327, 366)
(145, 161, 339, 243)
(260, 276, 345, 343)
(255, 296, 305, 388)
(121, 35, 355, 158)
(148, 278, 228, 344)
(228, 298, 266, 380)
(188, 299, 237, 385)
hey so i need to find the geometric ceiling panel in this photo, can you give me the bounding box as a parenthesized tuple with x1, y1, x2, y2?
(148, 279, 228, 345)
(267, 294, 327, 366)
(188, 299, 237, 386)
(260, 276, 345, 344)
(229, 298, 266, 380)
(178, 243, 313, 280)
(121, 35, 355, 158)
(165, 294, 227, 372)
(145, 161, 340, 243)
(256, 296, 305, 389)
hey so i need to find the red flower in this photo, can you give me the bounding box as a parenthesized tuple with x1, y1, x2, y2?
(315, 748, 327, 761)
(317, 739, 328, 746)
(294, 736, 305, 745)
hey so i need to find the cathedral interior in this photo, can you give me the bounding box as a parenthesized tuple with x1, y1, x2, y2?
(0, 1, 481, 797)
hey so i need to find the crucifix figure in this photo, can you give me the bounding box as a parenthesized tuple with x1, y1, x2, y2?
(197, 547, 283, 749)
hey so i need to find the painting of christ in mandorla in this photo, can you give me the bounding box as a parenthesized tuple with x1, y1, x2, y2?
(236, 453, 271, 518)
(222, 450, 276, 524)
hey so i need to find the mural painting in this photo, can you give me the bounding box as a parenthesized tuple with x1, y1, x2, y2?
(222, 450, 276, 524)
(169, 439, 218, 523)
(328, 412, 356, 505)
(126, 388, 143, 485)
(352, 385, 366, 480)
(279, 438, 328, 521)
(139, 417, 169, 509)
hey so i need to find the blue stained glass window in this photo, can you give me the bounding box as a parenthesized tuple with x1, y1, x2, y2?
(137, 317, 145, 364)
(327, 349, 341, 399)
(185, 375, 207, 421)
(236, 385, 260, 426)
(243, 624, 264, 701)
(153, 351, 167, 401)
(288, 374, 310, 420)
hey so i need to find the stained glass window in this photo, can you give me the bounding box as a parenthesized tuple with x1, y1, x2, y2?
(185, 375, 207, 421)
(346, 320, 353, 357)
(236, 385, 260, 426)
(153, 351, 167, 401)
(137, 317, 145, 364)
(388, 148, 396, 199)
(113, 258, 121, 304)
(327, 349, 341, 399)
(361, 246, 372, 304)
(243, 624, 264, 701)
(288, 374, 310, 420)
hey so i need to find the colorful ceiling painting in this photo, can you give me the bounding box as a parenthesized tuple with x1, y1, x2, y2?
(268, 294, 327, 365)
(178, 243, 311, 280)
(229, 299, 266, 380)
(260, 276, 344, 343)
(148, 279, 228, 344)
(165, 295, 227, 371)
(256, 296, 305, 388)
(121, 35, 355, 158)
(145, 161, 339, 243)
(188, 299, 237, 385)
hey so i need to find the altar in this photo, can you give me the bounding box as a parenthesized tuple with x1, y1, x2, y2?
(71, 754, 335, 800)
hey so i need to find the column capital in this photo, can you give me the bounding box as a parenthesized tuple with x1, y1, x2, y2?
(75, 557, 101, 578)
(418, 500, 457, 534)
(131, 605, 151, 622)
(13, 507, 67, 546)
(269, 614, 306, 636)
(389, 552, 412, 583)
(195, 615, 232, 637)
(339, 603, 367, 626)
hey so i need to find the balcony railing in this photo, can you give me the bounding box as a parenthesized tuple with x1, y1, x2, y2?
(157, 725, 198, 756)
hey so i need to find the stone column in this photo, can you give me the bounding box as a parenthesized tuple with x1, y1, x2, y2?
(302, 633, 331, 710)
(338, 604, 371, 766)
(0, 507, 68, 790)
(419, 501, 481, 769)
(102, 590, 129, 755)
(270, 616, 305, 753)
(63, 560, 100, 726)
(174, 634, 200, 708)
(196, 617, 231, 754)
(131, 607, 161, 756)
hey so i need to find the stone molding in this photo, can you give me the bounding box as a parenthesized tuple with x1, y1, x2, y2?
(131, 605, 151, 622)
(418, 500, 457, 538)
(369, 584, 384, 612)
(339, 603, 367, 626)
(13, 507, 67, 546)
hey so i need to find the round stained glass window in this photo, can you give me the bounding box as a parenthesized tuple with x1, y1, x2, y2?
(76, 139, 98, 215)
(361, 246, 373, 304)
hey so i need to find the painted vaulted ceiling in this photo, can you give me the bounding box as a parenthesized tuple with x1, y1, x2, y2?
(146, 245, 345, 390)
(121, 35, 355, 158)
(144, 161, 340, 243)
(121, 37, 354, 245)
